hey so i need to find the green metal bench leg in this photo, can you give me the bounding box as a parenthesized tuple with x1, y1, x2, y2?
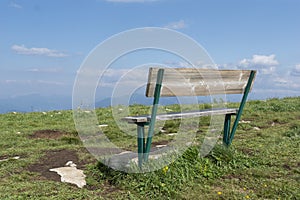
(137, 123, 145, 168)
(144, 69, 164, 162)
(226, 70, 256, 146)
(223, 114, 231, 145)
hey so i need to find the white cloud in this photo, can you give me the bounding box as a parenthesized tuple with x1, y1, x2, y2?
(4, 80, 18, 84)
(37, 80, 65, 85)
(2, 79, 64, 86)
(239, 54, 279, 66)
(164, 60, 218, 69)
(105, 0, 158, 3)
(239, 54, 279, 74)
(290, 64, 300, 76)
(9, 2, 22, 9)
(11, 45, 68, 57)
(164, 20, 187, 30)
(26, 68, 63, 73)
(274, 77, 289, 85)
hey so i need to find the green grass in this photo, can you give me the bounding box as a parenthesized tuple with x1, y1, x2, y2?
(0, 97, 299, 199)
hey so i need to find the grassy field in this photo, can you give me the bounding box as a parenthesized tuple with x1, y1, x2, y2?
(0, 97, 299, 199)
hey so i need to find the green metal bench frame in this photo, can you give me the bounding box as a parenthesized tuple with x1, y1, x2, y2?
(123, 68, 256, 167)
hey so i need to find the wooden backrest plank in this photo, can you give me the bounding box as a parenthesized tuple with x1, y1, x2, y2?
(146, 68, 256, 97)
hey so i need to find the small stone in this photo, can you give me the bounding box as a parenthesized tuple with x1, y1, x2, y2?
(118, 151, 131, 155)
(98, 124, 108, 128)
(253, 127, 260, 131)
(65, 161, 77, 167)
(148, 154, 163, 160)
(240, 120, 251, 124)
(156, 144, 167, 148)
(167, 133, 176, 136)
(0, 156, 20, 162)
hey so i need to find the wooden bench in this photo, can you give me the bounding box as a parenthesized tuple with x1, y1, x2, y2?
(123, 68, 256, 167)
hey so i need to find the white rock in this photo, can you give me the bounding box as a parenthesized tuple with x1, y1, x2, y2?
(65, 161, 77, 167)
(0, 156, 20, 162)
(98, 124, 108, 128)
(156, 144, 167, 148)
(240, 120, 251, 124)
(118, 151, 131, 155)
(149, 154, 162, 160)
(253, 127, 261, 131)
(49, 166, 86, 188)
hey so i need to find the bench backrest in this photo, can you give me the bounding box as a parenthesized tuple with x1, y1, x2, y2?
(146, 68, 256, 97)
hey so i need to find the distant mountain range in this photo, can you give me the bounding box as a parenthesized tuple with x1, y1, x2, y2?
(0, 92, 263, 114)
(0, 94, 72, 114)
(0, 93, 183, 114)
(95, 93, 180, 107)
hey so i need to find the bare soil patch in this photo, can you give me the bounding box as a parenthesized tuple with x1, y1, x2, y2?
(27, 149, 89, 182)
(151, 140, 169, 146)
(27, 148, 122, 194)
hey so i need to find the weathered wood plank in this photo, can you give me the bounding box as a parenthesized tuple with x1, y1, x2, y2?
(122, 108, 237, 123)
(146, 68, 256, 97)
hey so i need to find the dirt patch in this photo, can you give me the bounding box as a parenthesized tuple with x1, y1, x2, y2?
(28, 149, 89, 182)
(27, 149, 121, 194)
(29, 129, 70, 139)
(283, 164, 292, 170)
(151, 140, 170, 146)
(0, 155, 8, 160)
(222, 173, 243, 181)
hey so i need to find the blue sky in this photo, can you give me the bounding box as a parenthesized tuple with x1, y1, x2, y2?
(1, 0, 300, 101)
